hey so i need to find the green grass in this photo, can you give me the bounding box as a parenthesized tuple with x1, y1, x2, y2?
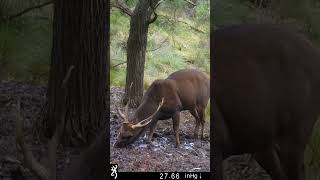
(110, 6, 210, 88)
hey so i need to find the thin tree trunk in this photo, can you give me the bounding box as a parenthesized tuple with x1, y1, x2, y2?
(123, 0, 160, 107)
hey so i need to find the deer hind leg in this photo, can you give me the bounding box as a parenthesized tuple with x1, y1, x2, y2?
(197, 107, 206, 140)
(172, 112, 180, 147)
(254, 145, 287, 180)
(190, 108, 200, 139)
(147, 120, 158, 143)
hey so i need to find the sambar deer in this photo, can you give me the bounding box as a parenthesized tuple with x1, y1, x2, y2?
(213, 24, 320, 180)
(114, 69, 210, 148)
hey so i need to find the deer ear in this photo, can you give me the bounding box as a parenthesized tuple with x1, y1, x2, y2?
(122, 122, 133, 130)
(152, 80, 163, 89)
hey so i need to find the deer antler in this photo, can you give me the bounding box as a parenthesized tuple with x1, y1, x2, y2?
(16, 65, 74, 180)
(116, 102, 129, 123)
(117, 82, 133, 123)
(16, 99, 55, 180)
(131, 98, 164, 129)
(116, 105, 126, 120)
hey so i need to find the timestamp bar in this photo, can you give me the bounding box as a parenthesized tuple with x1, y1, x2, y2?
(111, 172, 210, 180)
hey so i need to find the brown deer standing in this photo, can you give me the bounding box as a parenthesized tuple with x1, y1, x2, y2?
(114, 69, 210, 148)
(213, 24, 320, 180)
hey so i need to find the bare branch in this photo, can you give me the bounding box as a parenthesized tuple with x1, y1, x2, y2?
(158, 14, 206, 34)
(112, 0, 133, 16)
(184, 0, 196, 6)
(148, 12, 158, 24)
(1, 1, 53, 23)
(148, 0, 163, 24)
(147, 38, 168, 52)
(112, 61, 126, 68)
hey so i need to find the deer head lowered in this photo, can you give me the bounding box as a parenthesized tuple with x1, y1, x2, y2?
(114, 97, 164, 147)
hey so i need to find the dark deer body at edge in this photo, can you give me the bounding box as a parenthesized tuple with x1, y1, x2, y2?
(213, 24, 320, 180)
(115, 69, 210, 148)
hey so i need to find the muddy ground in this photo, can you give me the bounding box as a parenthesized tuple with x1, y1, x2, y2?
(0, 81, 271, 179)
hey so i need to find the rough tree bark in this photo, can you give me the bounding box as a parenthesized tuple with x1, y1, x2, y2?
(122, 0, 160, 107)
(46, 0, 108, 146)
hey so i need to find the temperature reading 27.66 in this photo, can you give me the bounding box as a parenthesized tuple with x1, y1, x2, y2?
(160, 173, 180, 179)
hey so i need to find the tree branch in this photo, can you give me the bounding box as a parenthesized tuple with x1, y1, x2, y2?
(148, 0, 163, 24)
(112, 0, 133, 16)
(1, 1, 53, 23)
(148, 13, 158, 24)
(147, 38, 168, 52)
(184, 0, 196, 6)
(158, 14, 206, 34)
(112, 61, 126, 68)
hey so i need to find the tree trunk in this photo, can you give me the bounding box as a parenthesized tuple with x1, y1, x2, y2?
(46, 0, 108, 146)
(123, 0, 160, 107)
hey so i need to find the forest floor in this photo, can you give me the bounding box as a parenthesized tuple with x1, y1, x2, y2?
(0, 81, 84, 180)
(0, 81, 270, 179)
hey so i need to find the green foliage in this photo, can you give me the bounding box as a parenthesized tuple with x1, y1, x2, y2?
(195, 0, 210, 21)
(110, 0, 210, 88)
(0, 20, 52, 84)
(166, 0, 187, 9)
(0, 0, 53, 85)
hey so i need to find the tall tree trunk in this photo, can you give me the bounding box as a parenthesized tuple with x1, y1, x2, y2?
(123, 0, 160, 107)
(46, 0, 108, 146)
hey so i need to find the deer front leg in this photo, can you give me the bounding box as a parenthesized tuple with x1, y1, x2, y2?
(172, 112, 180, 148)
(147, 120, 158, 143)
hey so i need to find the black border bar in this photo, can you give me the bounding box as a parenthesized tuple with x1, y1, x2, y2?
(110, 172, 210, 180)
